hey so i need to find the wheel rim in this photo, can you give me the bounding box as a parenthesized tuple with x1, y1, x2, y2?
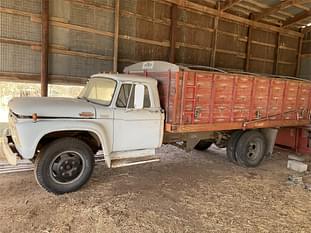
(49, 151, 85, 184)
(246, 140, 262, 161)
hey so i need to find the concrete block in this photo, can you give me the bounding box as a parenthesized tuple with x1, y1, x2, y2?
(288, 154, 305, 162)
(287, 160, 308, 173)
(288, 174, 303, 185)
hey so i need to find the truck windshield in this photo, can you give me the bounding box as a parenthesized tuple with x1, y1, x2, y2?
(78, 78, 117, 106)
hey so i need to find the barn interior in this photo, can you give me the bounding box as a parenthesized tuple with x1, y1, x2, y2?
(0, 0, 311, 232)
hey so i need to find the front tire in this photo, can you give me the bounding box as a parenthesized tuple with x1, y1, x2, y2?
(35, 137, 94, 194)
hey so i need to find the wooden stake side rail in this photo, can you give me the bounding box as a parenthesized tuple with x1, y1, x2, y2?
(125, 62, 311, 134)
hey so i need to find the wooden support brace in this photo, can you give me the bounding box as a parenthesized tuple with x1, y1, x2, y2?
(41, 0, 49, 97)
(296, 33, 304, 77)
(210, 3, 220, 67)
(273, 32, 281, 74)
(169, 4, 178, 63)
(245, 14, 254, 72)
(113, 0, 120, 72)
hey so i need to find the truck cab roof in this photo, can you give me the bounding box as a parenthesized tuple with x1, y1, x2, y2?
(91, 73, 157, 85)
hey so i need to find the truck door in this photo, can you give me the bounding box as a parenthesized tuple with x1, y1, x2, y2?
(113, 83, 163, 152)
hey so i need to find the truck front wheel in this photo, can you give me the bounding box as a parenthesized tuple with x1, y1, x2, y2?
(34, 137, 94, 194)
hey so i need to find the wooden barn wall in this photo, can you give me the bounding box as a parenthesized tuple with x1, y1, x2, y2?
(0, 0, 303, 85)
(118, 0, 171, 70)
(300, 31, 311, 80)
(215, 19, 247, 70)
(0, 0, 42, 82)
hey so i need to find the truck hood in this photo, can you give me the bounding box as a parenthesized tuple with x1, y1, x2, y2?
(9, 97, 96, 118)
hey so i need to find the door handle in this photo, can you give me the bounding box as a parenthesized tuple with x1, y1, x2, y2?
(149, 109, 160, 113)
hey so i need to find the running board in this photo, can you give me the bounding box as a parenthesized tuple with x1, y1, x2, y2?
(105, 149, 159, 168)
(111, 156, 160, 168)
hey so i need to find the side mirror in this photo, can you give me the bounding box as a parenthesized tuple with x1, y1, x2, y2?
(134, 84, 144, 109)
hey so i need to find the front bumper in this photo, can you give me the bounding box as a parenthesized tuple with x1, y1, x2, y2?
(1, 128, 19, 165)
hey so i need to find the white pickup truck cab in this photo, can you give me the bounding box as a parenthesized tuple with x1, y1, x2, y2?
(3, 73, 165, 194)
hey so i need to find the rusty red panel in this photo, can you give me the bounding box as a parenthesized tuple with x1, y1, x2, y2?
(276, 127, 311, 155)
(134, 68, 311, 133)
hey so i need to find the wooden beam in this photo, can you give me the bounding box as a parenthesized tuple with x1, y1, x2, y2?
(169, 4, 178, 63)
(245, 14, 254, 71)
(293, 3, 310, 11)
(1, 1, 303, 38)
(296, 34, 304, 77)
(253, 0, 293, 21)
(273, 32, 281, 74)
(210, 16, 219, 67)
(210, 2, 220, 67)
(283, 10, 311, 27)
(113, 0, 120, 72)
(221, 0, 242, 11)
(41, 0, 49, 97)
(163, 0, 303, 37)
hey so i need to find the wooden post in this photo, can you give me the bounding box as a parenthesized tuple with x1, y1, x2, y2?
(113, 0, 120, 72)
(273, 32, 281, 74)
(41, 0, 49, 97)
(169, 4, 177, 63)
(245, 14, 254, 72)
(295, 33, 303, 77)
(210, 3, 220, 67)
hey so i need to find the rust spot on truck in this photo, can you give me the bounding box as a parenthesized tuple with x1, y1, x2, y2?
(79, 112, 94, 118)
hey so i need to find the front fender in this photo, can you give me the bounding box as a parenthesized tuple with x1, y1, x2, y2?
(14, 118, 113, 159)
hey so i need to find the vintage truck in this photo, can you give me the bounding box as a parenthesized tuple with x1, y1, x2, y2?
(3, 61, 311, 194)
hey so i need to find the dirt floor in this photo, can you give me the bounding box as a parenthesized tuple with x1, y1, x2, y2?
(0, 145, 310, 233)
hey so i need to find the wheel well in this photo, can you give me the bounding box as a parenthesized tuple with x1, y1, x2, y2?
(36, 131, 102, 154)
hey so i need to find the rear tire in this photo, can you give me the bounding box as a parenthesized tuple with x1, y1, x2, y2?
(195, 140, 213, 151)
(35, 137, 94, 195)
(235, 130, 267, 167)
(226, 131, 244, 163)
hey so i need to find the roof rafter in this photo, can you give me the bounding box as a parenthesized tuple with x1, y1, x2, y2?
(283, 9, 311, 27)
(163, 0, 303, 37)
(253, 0, 295, 21)
(221, 0, 243, 11)
(293, 3, 310, 11)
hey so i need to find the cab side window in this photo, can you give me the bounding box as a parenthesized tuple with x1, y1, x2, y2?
(143, 86, 151, 108)
(116, 84, 132, 108)
(116, 84, 151, 109)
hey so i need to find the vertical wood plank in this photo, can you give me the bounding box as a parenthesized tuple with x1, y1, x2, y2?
(41, 0, 49, 96)
(295, 34, 303, 77)
(245, 14, 254, 72)
(210, 2, 220, 67)
(169, 4, 177, 63)
(273, 32, 281, 74)
(113, 0, 120, 72)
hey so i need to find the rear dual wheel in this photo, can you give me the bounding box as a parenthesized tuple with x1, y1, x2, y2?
(226, 131, 243, 164)
(226, 130, 267, 167)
